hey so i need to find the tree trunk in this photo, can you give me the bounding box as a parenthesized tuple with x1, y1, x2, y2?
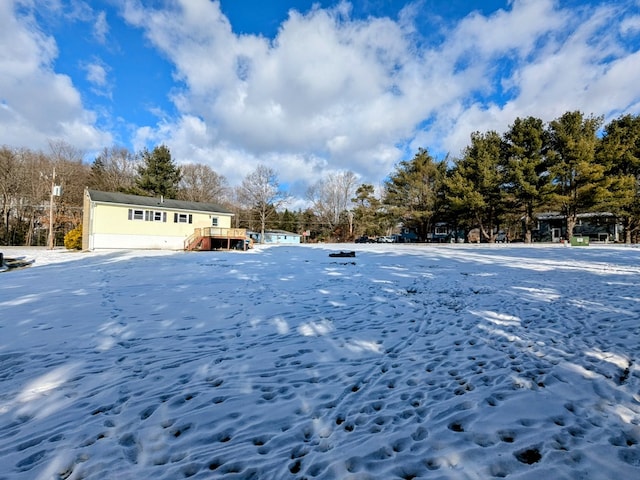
(477, 216, 492, 243)
(524, 204, 534, 243)
(566, 215, 577, 241)
(3, 208, 9, 244)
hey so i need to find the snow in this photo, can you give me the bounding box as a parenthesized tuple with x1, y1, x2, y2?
(1, 243, 639, 479)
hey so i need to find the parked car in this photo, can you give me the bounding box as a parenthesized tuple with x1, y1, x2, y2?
(355, 235, 375, 243)
(467, 228, 481, 243)
(377, 236, 395, 243)
(495, 231, 509, 243)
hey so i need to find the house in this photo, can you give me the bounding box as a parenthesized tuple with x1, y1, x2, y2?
(533, 212, 621, 243)
(396, 226, 419, 243)
(82, 189, 242, 250)
(426, 222, 466, 243)
(247, 229, 301, 244)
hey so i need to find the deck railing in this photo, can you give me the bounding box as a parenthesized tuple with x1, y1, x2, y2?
(200, 227, 247, 238)
(184, 227, 248, 250)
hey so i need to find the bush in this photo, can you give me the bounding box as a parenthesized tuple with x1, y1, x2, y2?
(64, 225, 83, 250)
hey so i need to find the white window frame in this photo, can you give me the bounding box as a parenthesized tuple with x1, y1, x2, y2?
(174, 213, 192, 224)
(128, 209, 144, 221)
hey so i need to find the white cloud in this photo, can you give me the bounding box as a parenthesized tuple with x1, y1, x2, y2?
(1, 0, 639, 204)
(423, 0, 640, 156)
(82, 58, 113, 100)
(121, 0, 425, 189)
(118, 0, 640, 194)
(93, 10, 109, 44)
(84, 59, 108, 87)
(0, 0, 110, 150)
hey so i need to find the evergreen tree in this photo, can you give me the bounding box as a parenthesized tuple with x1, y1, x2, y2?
(547, 112, 607, 240)
(503, 117, 553, 243)
(445, 131, 505, 242)
(299, 209, 318, 241)
(135, 145, 182, 198)
(597, 114, 640, 243)
(277, 209, 298, 232)
(384, 148, 446, 241)
(352, 183, 383, 237)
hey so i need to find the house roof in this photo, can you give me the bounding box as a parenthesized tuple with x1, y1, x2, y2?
(87, 189, 233, 215)
(265, 229, 300, 236)
(246, 229, 301, 237)
(536, 211, 616, 220)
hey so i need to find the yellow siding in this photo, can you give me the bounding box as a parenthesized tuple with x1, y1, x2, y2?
(91, 203, 231, 237)
(84, 197, 234, 250)
(82, 190, 91, 250)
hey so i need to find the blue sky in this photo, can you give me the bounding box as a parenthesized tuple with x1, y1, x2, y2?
(2, 0, 639, 205)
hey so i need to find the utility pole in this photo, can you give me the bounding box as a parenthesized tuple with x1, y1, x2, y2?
(48, 167, 56, 250)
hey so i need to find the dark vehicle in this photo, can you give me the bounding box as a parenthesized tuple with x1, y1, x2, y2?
(355, 235, 375, 243)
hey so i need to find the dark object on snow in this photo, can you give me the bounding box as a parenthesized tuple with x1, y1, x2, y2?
(1, 256, 35, 271)
(329, 251, 356, 258)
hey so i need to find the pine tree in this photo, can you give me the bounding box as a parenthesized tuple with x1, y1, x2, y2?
(384, 148, 446, 241)
(547, 112, 607, 240)
(352, 183, 383, 237)
(597, 114, 640, 243)
(135, 145, 182, 198)
(278, 209, 298, 232)
(445, 131, 505, 242)
(503, 117, 553, 243)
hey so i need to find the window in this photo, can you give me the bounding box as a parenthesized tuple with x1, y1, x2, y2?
(130, 209, 167, 222)
(435, 225, 448, 236)
(174, 213, 192, 224)
(211, 217, 218, 227)
(128, 209, 144, 220)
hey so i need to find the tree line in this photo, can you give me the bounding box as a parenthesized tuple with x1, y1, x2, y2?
(1, 110, 639, 246)
(383, 111, 640, 244)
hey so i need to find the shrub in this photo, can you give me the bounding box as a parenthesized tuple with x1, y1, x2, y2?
(64, 225, 83, 250)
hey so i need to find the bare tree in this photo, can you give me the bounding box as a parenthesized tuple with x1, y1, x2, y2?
(48, 139, 84, 164)
(178, 163, 228, 204)
(307, 171, 358, 237)
(45, 141, 90, 247)
(0, 147, 21, 244)
(237, 164, 288, 242)
(12, 149, 50, 245)
(89, 146, 139, 193)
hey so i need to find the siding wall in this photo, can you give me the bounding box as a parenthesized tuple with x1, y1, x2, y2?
(85, 195, 233, 250)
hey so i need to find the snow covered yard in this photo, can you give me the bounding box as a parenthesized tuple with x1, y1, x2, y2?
(1, 243, 639, 479)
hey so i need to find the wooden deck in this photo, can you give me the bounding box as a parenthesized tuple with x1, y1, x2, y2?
(184, 227, 250, 251)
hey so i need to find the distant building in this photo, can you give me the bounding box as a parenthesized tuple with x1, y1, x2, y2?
(82, 189, 238, 250)
(247, 229, 301, 245)
(533, 212, 621, 243)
